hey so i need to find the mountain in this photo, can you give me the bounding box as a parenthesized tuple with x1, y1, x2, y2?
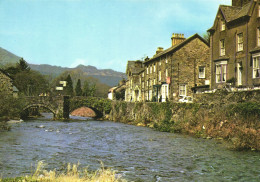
(0, 47, 21, 67)
(0, 47, 126, 87)
(30, 64, 126, 87)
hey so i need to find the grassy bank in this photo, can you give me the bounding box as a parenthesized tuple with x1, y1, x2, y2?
(110, 101, 260, 151)
(1, 161, 126, 182)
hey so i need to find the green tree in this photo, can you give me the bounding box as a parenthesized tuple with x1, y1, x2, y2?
(82, 80, 90, 96)
(202, 32, 210, 44)
(16, 58, 30, 72)
(14, 70, 49, 96)
(75, 79, 82, 96)
(89, 84, 96, 96)
(65, 74, 74, 96)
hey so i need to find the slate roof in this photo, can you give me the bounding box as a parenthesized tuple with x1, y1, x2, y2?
(220, 2, 252, 22)
(145, 34, 209, 63)
(209, 1, 253, 31)
(126, 60, 144, 75)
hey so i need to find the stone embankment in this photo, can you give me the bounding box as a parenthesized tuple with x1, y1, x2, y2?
(109, 90, 260, 151)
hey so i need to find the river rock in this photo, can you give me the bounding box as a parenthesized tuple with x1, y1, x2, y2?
(36, 125, 45, 128)
(7, 120, 23, 124)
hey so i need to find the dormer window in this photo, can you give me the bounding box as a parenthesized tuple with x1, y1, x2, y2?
(220, 19, 225, 31)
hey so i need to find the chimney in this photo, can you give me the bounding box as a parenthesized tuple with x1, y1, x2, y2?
(232, 0, 251, 7)
(156, 47, 164, 54)
(171, 33, 186, 47)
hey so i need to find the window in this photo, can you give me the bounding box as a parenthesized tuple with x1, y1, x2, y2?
(159, 71, 161, 81)
(153, 79, 156, 85)
(253, 55, 260, 78)
(149, 90, 152, 101)
(199, 66, 205, 78)
(166, 56, 168, 64)
(259, 4, 260, 17)
(237, 33, 243, 51)
(142, 72, 144, 77)
(220, 19, 225, 31)
(166, 69, 168, 77)
(216, 63, 227, 83)
(150, 66, 152, 74)
(159, 60, 161, 66)
(257, 27, 260, 46)
(220, 39, 225, 56)
(146, 67, 149, 75)
(179, 84, 186, 96)
(142, 82, 144, 88)
(154, 64, 156, 72)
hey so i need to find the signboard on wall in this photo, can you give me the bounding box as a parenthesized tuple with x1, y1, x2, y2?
(166, 77, 171, 84)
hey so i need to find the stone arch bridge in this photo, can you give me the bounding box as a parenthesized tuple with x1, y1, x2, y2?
(21, 96, 111, 119)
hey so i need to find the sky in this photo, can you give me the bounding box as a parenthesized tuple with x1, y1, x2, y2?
(0, 0, 231, 72)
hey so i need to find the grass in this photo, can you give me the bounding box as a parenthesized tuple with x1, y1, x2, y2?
(0, 161, 127, 182)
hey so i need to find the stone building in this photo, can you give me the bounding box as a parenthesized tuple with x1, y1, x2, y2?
(0, 69, 18, 97)
(208, 0, 260, 90)
(125, 60, 144, 102)
(143, 33, 210, 102)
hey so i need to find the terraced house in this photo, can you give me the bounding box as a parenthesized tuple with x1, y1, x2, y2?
(143, 33, 210, 102)
(209, 0, 260, 90)
(125, 60, 144, 102)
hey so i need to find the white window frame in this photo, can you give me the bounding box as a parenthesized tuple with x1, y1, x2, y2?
(257, 27, 260, 47)
(215, 61, 227, 83)
(179, 84, 186, 97)
(142, 72, 144, 77)
(237, 33, 243, 52)
(150, 66, 152, 74)
(153, 78, 156, 85)
(161, 84, 169, 102)
(252, 53, 260, 79)
(154, 64, 156, 73)
(220, 39, 225, 56)
(220, 19, 225, 31)
(166, 56, 168, 64)
(159, 71, 161, 81)
(199, 66, 206, 78)
(149, 90, 152, 101)
(258, 4, 260, 17)
(146, 67, 149, 75)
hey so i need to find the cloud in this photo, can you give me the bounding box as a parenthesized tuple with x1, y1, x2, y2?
(70, 58, 89, 68)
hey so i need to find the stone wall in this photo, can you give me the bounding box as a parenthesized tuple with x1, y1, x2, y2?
(0, 71, 13, 94)
(109, 91, 260, 150)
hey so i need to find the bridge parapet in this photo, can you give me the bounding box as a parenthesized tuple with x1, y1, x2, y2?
(21, 96, 70, 119)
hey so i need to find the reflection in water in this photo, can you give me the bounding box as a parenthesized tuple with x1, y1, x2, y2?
(0, 113, 259, 181)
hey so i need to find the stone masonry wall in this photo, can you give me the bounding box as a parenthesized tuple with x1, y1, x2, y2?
(0, 71, 13, 94)
(109, 91, 260, 150)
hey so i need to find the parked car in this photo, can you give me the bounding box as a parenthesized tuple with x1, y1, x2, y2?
(178, 96, 193, 103)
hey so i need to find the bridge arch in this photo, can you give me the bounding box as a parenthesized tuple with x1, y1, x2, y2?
(70, 106, 103, 119)
(22, 103, 57, 118)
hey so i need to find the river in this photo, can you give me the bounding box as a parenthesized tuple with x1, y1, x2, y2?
(0, 113, 259, 181)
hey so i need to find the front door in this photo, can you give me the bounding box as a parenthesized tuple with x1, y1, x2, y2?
(161, 84, 169, 102)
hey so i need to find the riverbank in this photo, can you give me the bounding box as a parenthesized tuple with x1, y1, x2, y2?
(1, 161, 126, 182)
(109, 100, 260, 151)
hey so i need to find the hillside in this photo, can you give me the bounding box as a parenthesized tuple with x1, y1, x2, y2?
(30, 64, 126, 86)
(0, 47, 126, 87)
(0, 47, 21, 67)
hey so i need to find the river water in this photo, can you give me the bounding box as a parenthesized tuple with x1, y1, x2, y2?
(0, 114, 259, 182)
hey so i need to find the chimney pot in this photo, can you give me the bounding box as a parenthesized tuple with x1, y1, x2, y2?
(171, 33, 186, 47)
